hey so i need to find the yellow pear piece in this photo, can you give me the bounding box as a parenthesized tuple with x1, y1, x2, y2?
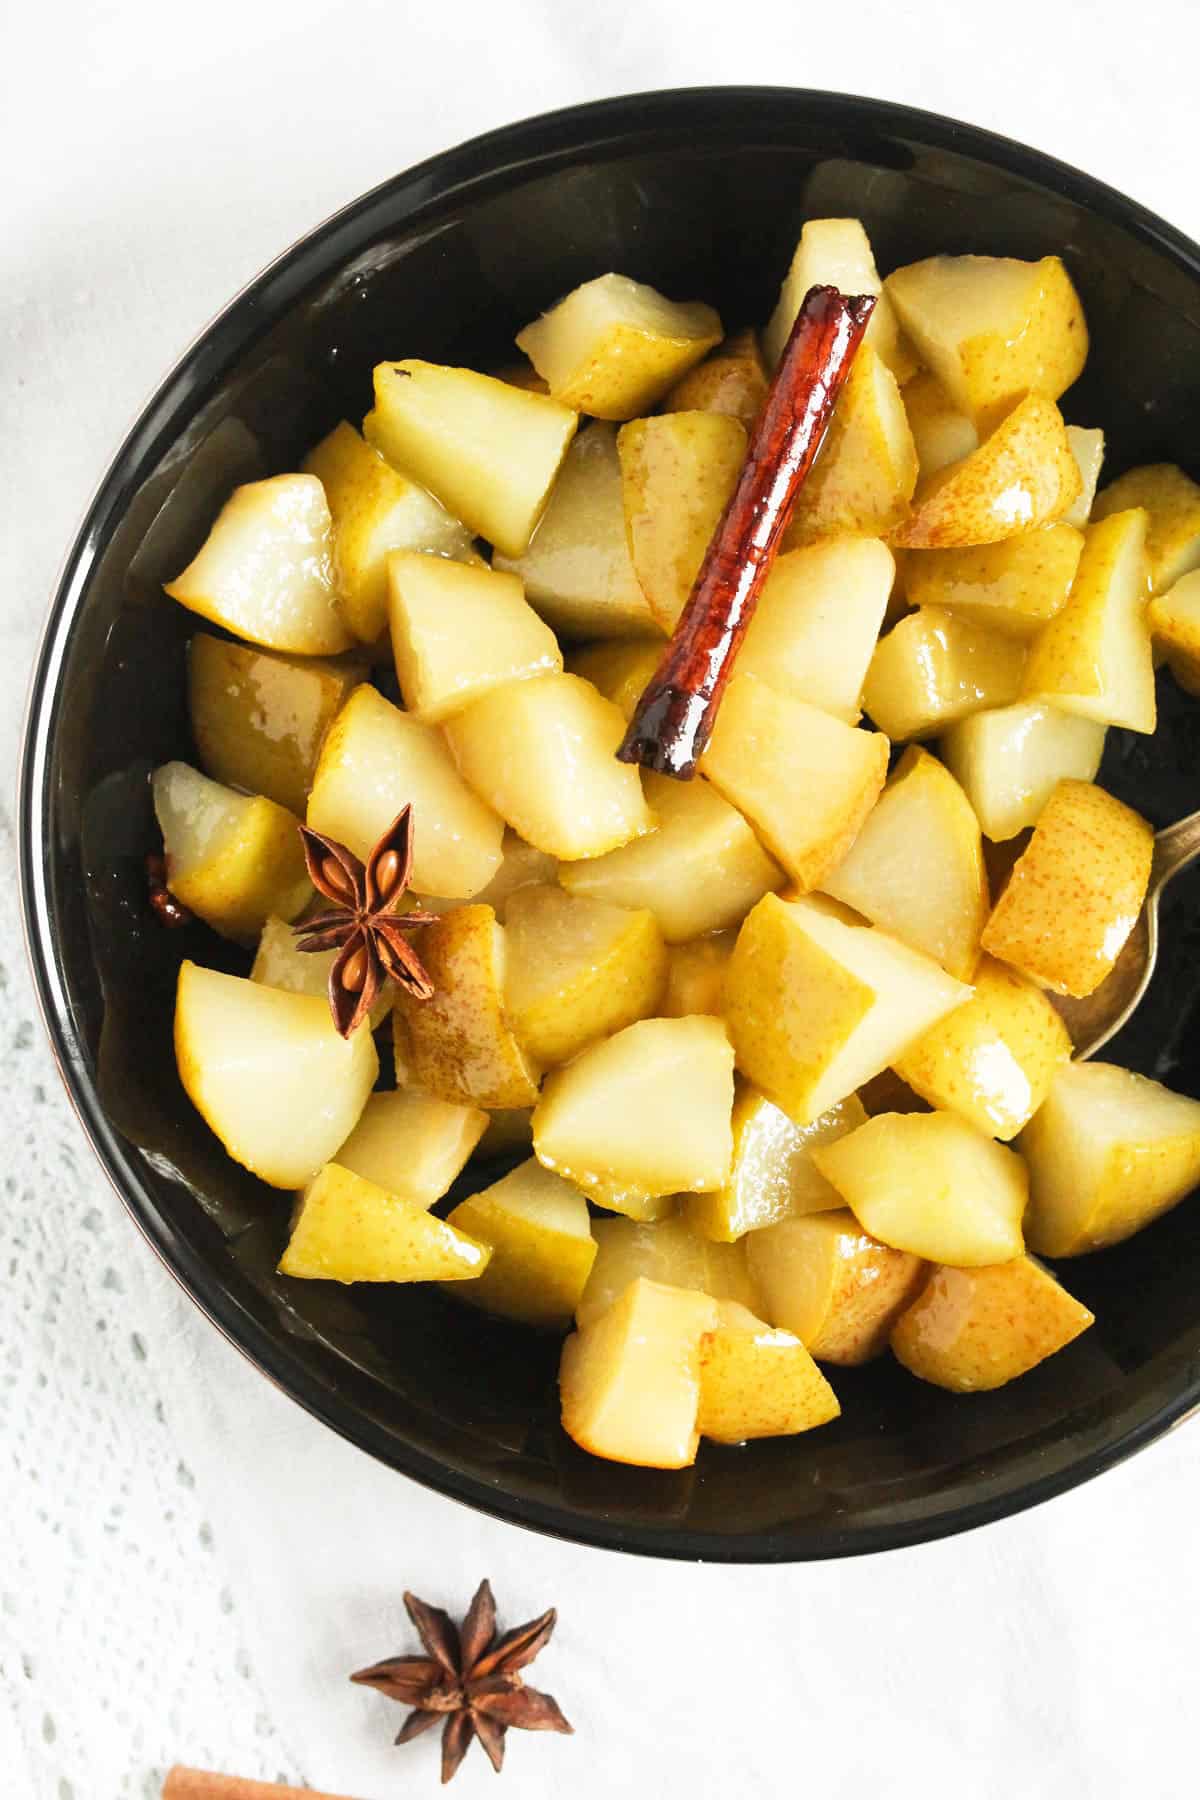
(152, 761, 310, 943)
(981, 778, 1153, 998)
(702, 673, 889, 891)
(764, 217, 913, 379)
(418, 831, 559, 919)
(279, 1163, 489, 1283)
(559, 1277, 721, 1469)
(891, 395, 1081, 549)
(746, 1210, 926, 1364)
(331, 1089, 487, 1206)
(1022, 509, 1155, 732)
(895, 956, 1071, 1141)
(503, 883, 667, 1067)
(165, 473, 353, 654)
(724, 894, 970, 1125)
(387, 552, 560, 723)
(783, 346, 918, 546)
(662, 327, 767, 429)
(903, 523, 1084, 639)
(1091, 461, 1200, 593)
(250, 915, 392, 1031)
(686, 1087, 868, 1241)
(576, 1214, 706, 1328)
(446, 1158, 596, 1328)
(940, 700, 1107, 841)
(1021, 1061, 1200, 1256)
(891, 1256, 1093, 1391)
(862, 606, 1026, 739)
(1062, 425, 1105, 529)
(174, 963, 378, 1189)
(366, 360, 577, 558)
(736, 537, 894, 722)
(307, 684, 504, 898)
(567, 638, 663, 721)
(661, 930, 737, 1017)
(903, 372, 979, 480)
(1149, 570, 1200, 694)
(811, 1110, 1027, 1265)
(303, 421, 475, 643)
(821, 746, 987, 981)
(617, 411, 747, 630)
(697, 1300, 841, 1444)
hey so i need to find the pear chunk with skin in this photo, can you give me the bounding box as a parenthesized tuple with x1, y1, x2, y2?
(444, 674, 653, 862)
(559, 1277, 721, 1469)
(392, 904, 541, 1110)
(821, 746, 987, 981)
(1062, 426, 1105, 529)
(891, 395, 1081, 550)
(698, 1300, 841, 1444)
(903, 372, 979, 480)
(662, 327, 767, 429)
(533, 1016, 735, 1212)
(559, 769, 781, 942)
(765, 217, 913, 380)
(940, 701, 1107, 841)
(1022, 509, 1155, 732)
(504, 883, 667, 1067)
(812, 1111, 1028, 1266)
(1149, 569, 1200, 694)
(307, 684, 504, 898)
(701, 673, 889, 892)
(567, 639, 663, 721)
(903, 524, 1084, 640)
(366, 360, 577, 558)
(862, 607, 1027, 740)
(746, 1210, 926, 1365)
(1021, 1061, 1200, 1256)
(446, 1159, 596, 1328)
(980, 778, 1154, 998)
(895, 955, 1071, 1141)
(303, 421, 475, 644)
(175, 963, 378, 1189)
(153, 761, 311, 943)
(617, 412, 747, 631)
(724, 894, 970, 1125)
(493, 422, 660, 640)
(736, 537, 894, 722)
(251, 915, 393, 1032)
(783, 346, 918, 546)
(417, 830, 558, 920)
(279, 1164, 489, 1283)
(891, 1256, 1094, 1392)
(165, 473, 353, 654)
(662, 930, 737, 1017)
(575, 1214, 706, 1328)
(387, 552, 560, 724)
(516, 273, 722, 419)
(1091, 462, 1200, 593)
(685, 1087, 868, 1241)
(332, 1089, 487, 1206)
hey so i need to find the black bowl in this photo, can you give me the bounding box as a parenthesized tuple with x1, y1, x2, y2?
(21, 87, 1200, 1561)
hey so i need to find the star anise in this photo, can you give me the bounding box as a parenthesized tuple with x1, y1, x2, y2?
(293, 806, 436, 1038)
(350, 1580, 572, 1784)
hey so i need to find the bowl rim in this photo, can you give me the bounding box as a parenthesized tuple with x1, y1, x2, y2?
(19, 83, 1200, 1562)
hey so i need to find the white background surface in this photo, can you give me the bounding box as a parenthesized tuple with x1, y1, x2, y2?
(5, 5, 1200, 1797)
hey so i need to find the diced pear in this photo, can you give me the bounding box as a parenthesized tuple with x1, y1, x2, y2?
(1021, 1061, 1200, 1256)
(152, 761, 310, 943)
(367, 360, 577, 558)
(444, 673, 653, 861)
(661, 930, 737, 1017)
(783, 346, 918, 546)
(812, 1110, 1027, 1265)
(1022, 509, 1155, 732)
(487, 358, 548, 393)
(764, 217, 913, 380)
(392, 904, 540, 1109)
(387, 552, 560, 723)
(559, 1277, 720, 1469)
(559, 769, 781, 941)
(862, 607, 1026, 740)
(446, 1158, 596, 1328)
(745, 1210, 925, 1364)
(174, 963, 378, 1189)
(1062, 426, 1105, 529)
(566, 639, 663, 720)
(697, 1300, 841, 1443)
(302, 421, 475, 644)
(493, 422, 659, 639)
(821, 746, 987, 981)
(332, 1088, 487, 1206)
(1149, 569, 1200, 694)
(533, 1016, 735, 1211)
(891, 395, 1081, 550)
(504, 883, 667, 1067)
(736, 537, 894, 722)
(903, 524, 1084, 640)
(685, 1087, 868, 1241)
(895, 955, 1071, 1140)
(250, 915, 392, 1031)
(701, 1237, 759, 1311)
(476, 1107, 535, 1159)
(279, 1163, 488, 1283)
(417, 831, 559, 919)
(1091, 462, 1200, 593)
(724, 893, 970, 1126)
(702, 674, 889, 891)
(516, 273, 722, 419)
(661, 327, 767, 429)
(940, 701, 1107, 841)
(307, 684, 503, 897)
(980, 778, 1153, 998)
(617, 412, 747, 630)
(885, 253, 1088, 430)
(903, 372, 979, 479)
(891, 1256, 1093, 1392)
(576, 1214, 705, 1327)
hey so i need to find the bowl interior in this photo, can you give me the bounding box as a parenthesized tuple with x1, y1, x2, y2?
(24, 89, 1200, 1559)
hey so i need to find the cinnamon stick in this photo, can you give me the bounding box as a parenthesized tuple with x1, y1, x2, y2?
(163, 1768, 362, 1800)
(616, 285, 876, 778)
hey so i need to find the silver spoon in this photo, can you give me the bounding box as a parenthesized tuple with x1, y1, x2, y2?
(1051, 809, 1200, 1058)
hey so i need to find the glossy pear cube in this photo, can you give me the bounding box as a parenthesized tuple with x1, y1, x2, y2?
(1022, 509, 1155, 733)
(617, 411, 746, 630)
(891, 395, 1081, 549)
(891, 1256, 1093, 1392)
(737, 536, 894, 723)
(331, 1088, 487, 1206)
(387, 552, 560, 723)
(279, 1164, 488, 1283)
(153, 761, 310, 943)
(685, 1087, 868, 1241)
(746, 1210, 926, 1365)
(862, 607, 1026, 740)
(447, 1159, 596, 1329)
(940, 701, 1107, 841)
(697, 1301, 841, 1444)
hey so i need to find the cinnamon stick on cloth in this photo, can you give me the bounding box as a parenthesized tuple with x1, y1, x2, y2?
(163, 1768, 363, 1800)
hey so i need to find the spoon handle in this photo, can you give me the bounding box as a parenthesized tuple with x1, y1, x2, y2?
(1153, 807, 1200, 887)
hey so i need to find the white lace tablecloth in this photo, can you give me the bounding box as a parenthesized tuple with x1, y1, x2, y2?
(5, 6, 1200, 1796)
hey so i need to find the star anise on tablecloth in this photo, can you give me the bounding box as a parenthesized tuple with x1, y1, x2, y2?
(292, 806, 436, 1038)
(350, 1580, 573, 1784)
